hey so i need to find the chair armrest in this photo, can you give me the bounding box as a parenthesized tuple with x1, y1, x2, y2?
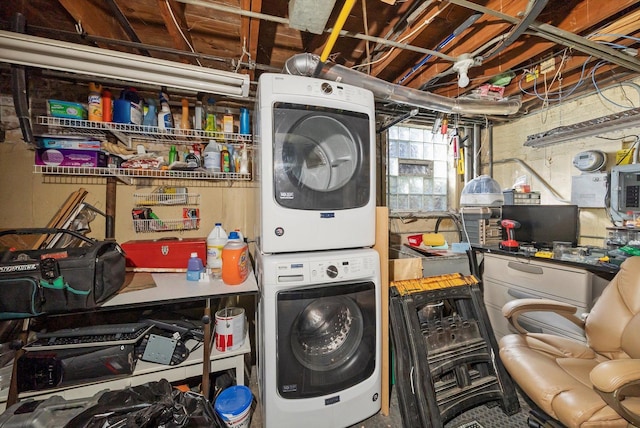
(501, 298, 585, 334)
(591, 360, 640, 427)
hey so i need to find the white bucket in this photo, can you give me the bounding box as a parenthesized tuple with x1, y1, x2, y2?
(215, 307, 247, 352)
(214, 385, 253, 428)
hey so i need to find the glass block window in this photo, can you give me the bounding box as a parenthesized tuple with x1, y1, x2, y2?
(388, 125, 449, 212)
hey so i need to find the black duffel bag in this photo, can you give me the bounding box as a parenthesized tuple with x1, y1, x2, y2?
(0, 228, 126, 319)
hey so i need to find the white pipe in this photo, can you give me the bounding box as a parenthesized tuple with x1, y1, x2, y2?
(284, 53, 521, 116)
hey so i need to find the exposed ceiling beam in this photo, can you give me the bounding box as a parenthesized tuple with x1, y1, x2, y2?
(447, 0, 640, 72)
(57, 0, 137, 53)
(157, 0, 197, 65)
(105, 0, 151, 56)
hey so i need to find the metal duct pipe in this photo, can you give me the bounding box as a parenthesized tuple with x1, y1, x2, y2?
(284, 53, 521, 115)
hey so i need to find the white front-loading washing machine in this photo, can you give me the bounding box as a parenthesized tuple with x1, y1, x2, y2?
(255, 73, 376, 254)
(256, 248, 381, 428)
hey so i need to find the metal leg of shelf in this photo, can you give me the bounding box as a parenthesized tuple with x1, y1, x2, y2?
(105, 176, 117, 239)
(202, 298, 212, 399)
(6, 319, 30, 408)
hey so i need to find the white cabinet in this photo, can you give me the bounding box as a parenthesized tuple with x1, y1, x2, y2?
(482, 253, 595, 342)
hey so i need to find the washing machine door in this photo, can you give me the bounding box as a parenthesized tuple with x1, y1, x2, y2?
(276, 281, 376, 399)
(273, 102, 371, 210)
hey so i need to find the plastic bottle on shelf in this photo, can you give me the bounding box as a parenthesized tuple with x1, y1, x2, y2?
(207, 223, 228, 270)
(203, 140, 221, 173)
(186, 252, 204, 281)
(180, 98, 191, 130)
(158, 91, 174, 130)
(227, 144, 235, 172)
(88, 82, 103, 122)
(102, 89, 112, 122)
(221, 145, 231, 173)
(223, 109, 234, 134)
(168, 145, 178, 165)
(143, 98, 158, 127)
(239, 146, 249, 174)
(221, 238, 249, 285)
(205, 97, 217, 134)
(239, 107, 250, 135)
(194, 99, 203, 130)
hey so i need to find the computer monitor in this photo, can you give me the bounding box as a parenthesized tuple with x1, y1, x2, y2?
(501, 204, 579, 249)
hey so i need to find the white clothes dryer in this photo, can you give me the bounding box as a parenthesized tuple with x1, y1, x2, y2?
(256, 248, 381, 428)
(255, 73, 376, 254)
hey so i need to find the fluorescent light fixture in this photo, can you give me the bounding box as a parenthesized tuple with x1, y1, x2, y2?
(0, 30, 250, 97)
(524, 106, 640, 148)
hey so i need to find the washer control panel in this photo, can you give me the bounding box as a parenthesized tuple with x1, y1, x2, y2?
(274, 254, 377, 285)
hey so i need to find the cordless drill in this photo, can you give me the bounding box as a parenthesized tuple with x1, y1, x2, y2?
(499, 219, 521, 251)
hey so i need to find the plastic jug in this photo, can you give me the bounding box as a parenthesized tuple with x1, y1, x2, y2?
(207, 223, 228, 269)
(186, 252, 204, 281)
(203, 141, 221, 173)
(221, 239, 249, 285)
(113, 87, 142, 125)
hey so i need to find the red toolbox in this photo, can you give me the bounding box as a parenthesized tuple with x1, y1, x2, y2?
(121, 237, 206, 271)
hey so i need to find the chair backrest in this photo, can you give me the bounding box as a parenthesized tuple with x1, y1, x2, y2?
(585, 256, 640, 360)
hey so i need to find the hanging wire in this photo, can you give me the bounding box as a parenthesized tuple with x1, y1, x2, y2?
(165, 0, 203, 67)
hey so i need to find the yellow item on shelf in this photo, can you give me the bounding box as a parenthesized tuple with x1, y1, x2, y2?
(422, 233, 446, 247)
(535, 251, 553, 258)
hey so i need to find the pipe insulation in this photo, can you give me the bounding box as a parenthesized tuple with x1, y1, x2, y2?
(284, 53, 521, 115)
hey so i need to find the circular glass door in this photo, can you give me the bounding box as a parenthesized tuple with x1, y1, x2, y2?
(290, 296, 364, 372)
(282, 116, 359, 192)
(272, 103, 371, 211)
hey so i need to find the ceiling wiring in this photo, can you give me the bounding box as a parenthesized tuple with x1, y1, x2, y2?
(165, 0, 202, 67)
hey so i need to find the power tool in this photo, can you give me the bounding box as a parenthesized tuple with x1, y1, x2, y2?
(499, 219, 521, 251)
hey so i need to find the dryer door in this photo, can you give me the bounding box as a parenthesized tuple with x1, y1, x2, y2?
(276, 281, 377, 399)
(272, 102, 371, 210)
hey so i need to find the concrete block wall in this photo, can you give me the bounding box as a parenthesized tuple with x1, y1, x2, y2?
(489, 80, 640, 246)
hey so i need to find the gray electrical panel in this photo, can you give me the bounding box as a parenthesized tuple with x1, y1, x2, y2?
(610, 164, 640, 224)
(571, 173, 608, 208)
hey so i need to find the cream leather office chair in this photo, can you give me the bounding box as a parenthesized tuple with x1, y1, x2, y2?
(498, 256, 640, 428)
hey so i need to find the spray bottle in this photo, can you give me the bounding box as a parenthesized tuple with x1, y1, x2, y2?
(143, 98, 158, 127)
(158, 90, 174, 130)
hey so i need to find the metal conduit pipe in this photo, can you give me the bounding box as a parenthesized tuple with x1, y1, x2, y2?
(283, 53, 522, 116)
(473, 123, 481, 178)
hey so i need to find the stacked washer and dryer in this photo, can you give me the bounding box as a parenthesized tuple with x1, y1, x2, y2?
(254, 73, 381, 428)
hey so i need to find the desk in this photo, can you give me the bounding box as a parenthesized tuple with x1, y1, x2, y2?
(0, 272, 258, 412)
(473, 248, 612, 342)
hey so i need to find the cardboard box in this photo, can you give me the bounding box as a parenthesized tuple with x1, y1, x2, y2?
(36, 136, 102, 151)
(47, 99, 87, 120)
(121, 237, 206, 271)
(35, 148, 107, 167)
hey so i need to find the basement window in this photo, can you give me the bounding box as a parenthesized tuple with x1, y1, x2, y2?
(387, 125, 448, 212)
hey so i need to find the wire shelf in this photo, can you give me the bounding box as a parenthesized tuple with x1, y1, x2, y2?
(33, 165, 252, 181)
(133, 218, 200, 233)
(133, 192, 200, 206)
(37, 116, 253, 146)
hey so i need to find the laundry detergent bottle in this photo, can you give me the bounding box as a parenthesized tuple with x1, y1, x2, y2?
(222, 238, 249, 285)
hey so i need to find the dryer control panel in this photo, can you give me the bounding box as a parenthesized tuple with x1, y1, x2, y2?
(274, 254, 377, 285)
